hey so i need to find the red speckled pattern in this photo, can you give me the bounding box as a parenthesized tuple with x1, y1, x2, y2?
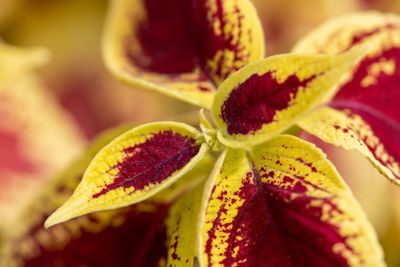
(169, 222, 180, 262)
(92, 130, 200, 198)
(221, 72, 316, 135)
(204, 171, 273, 266)
(257, 172, 350, 266)
(205, 163, 352, 266)
(189, 0, 249, 84)
(331, 47, 400, 177)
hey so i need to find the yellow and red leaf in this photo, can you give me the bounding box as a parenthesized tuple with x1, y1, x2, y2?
(45, 122, 208, 228)
(165, 182, 204, 267)
(1, 125, 214, 266)
(298, 107, 400, 184)
(198, 148, 254, 267)
(198, 135, 383, 266)
(293, 12, 400, 184)
(4, 202, 169, 267)
(211, 47, 367, 148)
(102, 0, 264, 108)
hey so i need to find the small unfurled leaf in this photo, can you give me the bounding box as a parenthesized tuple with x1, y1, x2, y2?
(198, 135, 383, 266)
(165, 182, 204, 267)
(293, 12, 400, 184)
(1, 125, 169, 267)
(211, 47, 367, 148)
(45, 122, 208, 228)
(102, 0, 264, 108)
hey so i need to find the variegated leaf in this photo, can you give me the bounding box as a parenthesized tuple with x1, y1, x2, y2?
(165, 182, 204, 267)
(45, 122, 208, 228)
(4, 202, 168, 267)
(0, 75, 84, 230)
(292, 12, 400, 55)
(102, 0, 264, 108)
(1, 124, 167, 267)
(298, 107, 400, 184)
(1, 124, 213, 267)
(198, 135, 383, 266)
(198, 148, 253, 267)
(211, 47, 367, 148)
(293, 12, 400, 184)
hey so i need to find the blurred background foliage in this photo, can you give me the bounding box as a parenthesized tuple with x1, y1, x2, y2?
(1, 0, 400, 266)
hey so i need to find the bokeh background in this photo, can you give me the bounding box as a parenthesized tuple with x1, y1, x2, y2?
(0, 0, 400, 266)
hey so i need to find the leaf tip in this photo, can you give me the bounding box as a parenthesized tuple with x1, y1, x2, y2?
(44, 209, 65, 229)
(43, 198, 84, 229)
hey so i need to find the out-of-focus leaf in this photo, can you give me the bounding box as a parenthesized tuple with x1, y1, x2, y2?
(211, 47, 367, 148)
(0, 42, 50, 87)
(293, 12, 400, 185)
(2, 0, 183, 140)
(198, 135, 383, 266)
(292, 12, 400, 55)
(0, 75, 84, 230)
(250, 0, 365, 56)
(1, 125, 170, 267)
(102, 0, 265, 108)
(45, 122, 208, 228)
(3, 203, 168, 267)
(165, 182, 204, 267)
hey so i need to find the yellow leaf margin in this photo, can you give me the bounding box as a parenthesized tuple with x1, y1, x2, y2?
(212, 46, 368, 148)
(45, 122, 208, 228)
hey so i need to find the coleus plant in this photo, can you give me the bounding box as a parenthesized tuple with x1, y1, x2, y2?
(35, 1, 400, 266)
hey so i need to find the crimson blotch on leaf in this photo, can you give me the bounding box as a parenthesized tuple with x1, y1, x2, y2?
(102, 0, 265, 108)
(45, 122, 208, 228)
(198, 136, 381, 266)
